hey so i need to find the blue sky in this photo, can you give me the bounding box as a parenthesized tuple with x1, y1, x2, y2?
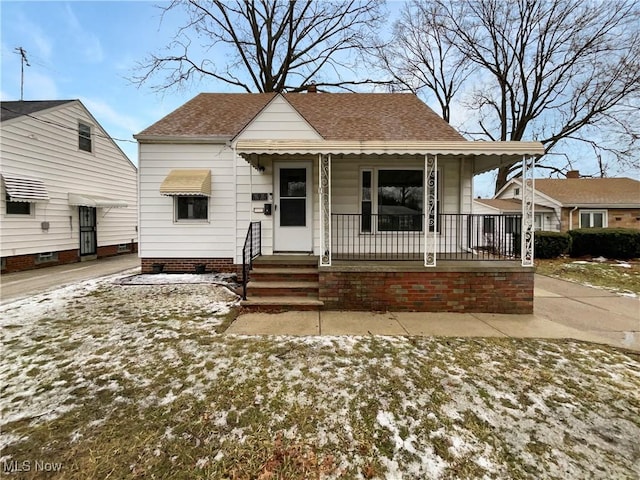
(5, 1, 626, 197)
(1, 1, 201, 167)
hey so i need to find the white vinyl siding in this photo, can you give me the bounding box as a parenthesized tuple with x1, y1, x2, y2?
(236, 96, 322, 141)
(139, 143, 234, 258)
(0, 102, 137, 258)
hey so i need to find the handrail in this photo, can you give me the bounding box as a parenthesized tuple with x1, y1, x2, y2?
(242, 221, 261, 300)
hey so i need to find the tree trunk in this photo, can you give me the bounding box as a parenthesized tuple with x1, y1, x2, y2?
(495, 165, 512, 194)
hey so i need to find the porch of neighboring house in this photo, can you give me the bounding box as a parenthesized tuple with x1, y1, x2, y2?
(236, 141, 540, 314)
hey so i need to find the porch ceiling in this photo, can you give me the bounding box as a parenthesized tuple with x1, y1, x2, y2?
(235, 140, 545, 173)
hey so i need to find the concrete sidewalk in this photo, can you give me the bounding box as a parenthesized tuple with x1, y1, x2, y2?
(0, 254, 140, 304)
(227, 274, 640, 352)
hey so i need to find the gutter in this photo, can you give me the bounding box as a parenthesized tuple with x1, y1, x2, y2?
(133, 134, 232, 144)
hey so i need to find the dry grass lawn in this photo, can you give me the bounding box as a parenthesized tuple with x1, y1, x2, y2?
(1, 274, 639, 479)
(535, 258, 640, 295)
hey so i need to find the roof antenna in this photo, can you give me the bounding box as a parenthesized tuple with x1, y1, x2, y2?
(15, 47, 30, 101)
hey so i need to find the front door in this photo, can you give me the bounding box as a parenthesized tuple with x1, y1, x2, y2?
(274, 162, 313, 252)
(79, 206, 97, 256)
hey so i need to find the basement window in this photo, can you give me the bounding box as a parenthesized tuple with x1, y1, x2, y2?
(36, 252, 58, 264)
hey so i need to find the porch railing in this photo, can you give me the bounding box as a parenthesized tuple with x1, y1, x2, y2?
(331, 213, 522, 261)
(242, 221, 261, 299)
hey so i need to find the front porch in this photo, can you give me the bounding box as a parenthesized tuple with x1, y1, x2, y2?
(241, 254, 533, 314)
(237, 140, 542, 314)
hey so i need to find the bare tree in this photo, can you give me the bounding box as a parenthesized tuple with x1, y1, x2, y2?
(377, 0, 474, 122)
(133, 0, 386, 93)
(391, 0, 640, 192)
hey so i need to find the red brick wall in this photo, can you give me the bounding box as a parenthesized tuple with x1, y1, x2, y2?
(319, 269, 534, 314)
(140, 257, 236, 274)
(2, 243, 139, 274)
(2, 249, 80, 273)
(561, 207, 640, 231)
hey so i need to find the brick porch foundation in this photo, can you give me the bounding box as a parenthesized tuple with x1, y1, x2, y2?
(319, 264, 534, 314)
(140, 257, 236, 274)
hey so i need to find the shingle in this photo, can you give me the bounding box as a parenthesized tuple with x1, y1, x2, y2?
(137, 92, 466, 142)
(285, 93, 465, 141)
(1, 100, 75, 122)
(475, 198, 554, 212)
(137, 93, 276, 137)
(534, 178, 640, 205)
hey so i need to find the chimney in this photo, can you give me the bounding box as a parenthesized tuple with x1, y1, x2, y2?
(307, 82, 317, 93)
(566, 170, 580, 179)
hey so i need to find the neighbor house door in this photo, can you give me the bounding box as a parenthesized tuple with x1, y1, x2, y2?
(79, 206, 97, 256)
(274, 162, 313, 252)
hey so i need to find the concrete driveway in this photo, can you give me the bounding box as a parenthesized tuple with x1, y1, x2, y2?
(228, 274, 640, 352)
(0, 254, 140, 304)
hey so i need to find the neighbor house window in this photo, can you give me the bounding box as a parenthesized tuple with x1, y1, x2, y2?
(483, 216, 495, 233)
(5, 194, 31, 215)
(79, 122, 92, 152)
(505, 216, 520, 235)
(580, 210, 606, 228)
(176, 196, 208, 221)
(534, 214, 543, 231)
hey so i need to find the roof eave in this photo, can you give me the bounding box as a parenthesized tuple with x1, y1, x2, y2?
(234, 140, 544, 158)
(559, 203, 640, 208)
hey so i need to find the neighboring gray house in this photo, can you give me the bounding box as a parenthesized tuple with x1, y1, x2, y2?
(477, 172, 640, 232)
(1, 100, 138, 273)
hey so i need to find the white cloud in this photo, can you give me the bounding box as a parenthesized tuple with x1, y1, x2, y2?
(24, 72, 59, 100)
(64, 4, 104, 63)
(80, 96, 142, 136)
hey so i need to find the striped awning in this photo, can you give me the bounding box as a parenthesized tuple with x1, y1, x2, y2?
(68, 193, 128, 208)
(160, 169, 211, 196)
(2, 174, 49, 202)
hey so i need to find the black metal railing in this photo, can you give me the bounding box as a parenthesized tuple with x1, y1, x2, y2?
(242, 221, 261, 299)
(331, 213, 522, 261)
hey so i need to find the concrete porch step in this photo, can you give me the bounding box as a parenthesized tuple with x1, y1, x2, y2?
(246, 281, 319, 298)
(250, 267, 319, 282)
(240, 296, 324, 312)
(252, 255, 318, 267)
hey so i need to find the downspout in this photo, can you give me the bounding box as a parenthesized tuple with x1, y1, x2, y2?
(232, 141, 238, 265)
(568, 206, 577, 231)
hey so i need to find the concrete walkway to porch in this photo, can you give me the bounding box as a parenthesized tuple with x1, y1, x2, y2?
(227, 274, 640, 352)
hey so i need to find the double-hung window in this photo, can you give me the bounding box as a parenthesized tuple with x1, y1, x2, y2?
(360, 169, 439, 233)
(176, 196, 208, 221)
(79, 122, 92, 152)
(580, 210, 606, 228)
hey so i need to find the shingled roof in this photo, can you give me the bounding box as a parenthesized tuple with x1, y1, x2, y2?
(1, 100, 74, 122)
(137, 92, 466, 142)
(533, 178, 640, 205)
(475, 198, 554, 212)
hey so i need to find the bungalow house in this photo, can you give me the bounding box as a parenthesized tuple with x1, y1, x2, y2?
(474, 198, 558, 231)
(1, 100, 138, 273)
(487, 172, 640, 232)
(135, 92, 543, 313)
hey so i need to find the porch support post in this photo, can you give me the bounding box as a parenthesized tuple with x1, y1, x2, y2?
(319, 153, 332, 266)
(424, 154, 437, 267)
(521, 154, 535, 266)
